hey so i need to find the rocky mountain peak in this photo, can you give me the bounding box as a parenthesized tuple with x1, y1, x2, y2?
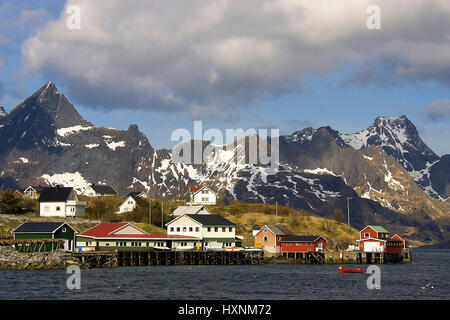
(0, 105, 7, 118)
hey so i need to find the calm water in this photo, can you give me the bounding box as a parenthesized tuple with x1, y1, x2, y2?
(0, 249, 449, 300)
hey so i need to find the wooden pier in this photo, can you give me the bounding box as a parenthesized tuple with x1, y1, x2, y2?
(325, 249, 412, 264)
(0, 239, 64, 252)
(73, 250, 265, 269)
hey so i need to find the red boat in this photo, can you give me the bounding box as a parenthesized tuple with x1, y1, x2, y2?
(339, 266, 364, 273)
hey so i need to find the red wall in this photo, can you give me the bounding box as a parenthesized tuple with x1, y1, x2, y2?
(281, 238, 326, 253)
(360, 227, 378, 239)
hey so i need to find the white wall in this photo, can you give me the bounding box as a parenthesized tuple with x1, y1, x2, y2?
(118, 197, 136, 213)
(191, 188, 216, 205)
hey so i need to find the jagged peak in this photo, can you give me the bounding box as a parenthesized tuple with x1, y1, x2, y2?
(0, 105, 7, 117)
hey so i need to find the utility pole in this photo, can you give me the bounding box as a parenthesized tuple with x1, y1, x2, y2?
(161, 193, 165, 229)
(148, 199, 152, 225)
(347, 197, 352, 227)
(276, 201, 278, 224)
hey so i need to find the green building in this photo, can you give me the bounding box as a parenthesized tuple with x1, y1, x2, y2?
(12, 222, 77, 251)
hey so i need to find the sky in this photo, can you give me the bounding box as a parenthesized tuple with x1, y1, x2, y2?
(0, 0, 449, 155)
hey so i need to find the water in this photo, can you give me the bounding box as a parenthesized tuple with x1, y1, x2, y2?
(0, 249, 449, 300)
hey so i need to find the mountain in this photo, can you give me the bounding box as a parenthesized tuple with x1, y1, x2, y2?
(0, 83, 449, 245)
(339, 116, 449, 200)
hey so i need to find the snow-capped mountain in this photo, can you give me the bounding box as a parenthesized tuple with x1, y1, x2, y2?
(339, 116, 448, 200)
(0, 83, 449, 244)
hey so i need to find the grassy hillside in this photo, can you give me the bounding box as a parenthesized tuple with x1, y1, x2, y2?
(207, 202, 360, 248)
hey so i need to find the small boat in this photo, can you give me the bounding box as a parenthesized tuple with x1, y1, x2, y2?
(339, 266, 364, 273)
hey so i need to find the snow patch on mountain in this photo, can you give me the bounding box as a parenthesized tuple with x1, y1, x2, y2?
(106, 140, 125, 150)
(57, 125, 93, 137)
(41, 171, 89, 193)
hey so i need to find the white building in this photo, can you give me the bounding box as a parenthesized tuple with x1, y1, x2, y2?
(166, 214, 238, 249)
(171, 205, 212, 217)
(81, 184, 118, 197)
(117, 195, 139, 214)
(188, 186, 217, 205)
(125, 191, 149, 199)
(39, 186, 86, 217)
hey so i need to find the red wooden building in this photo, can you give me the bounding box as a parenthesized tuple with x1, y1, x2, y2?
(357, 225, 403, 254)
(281, 235, 327, 253)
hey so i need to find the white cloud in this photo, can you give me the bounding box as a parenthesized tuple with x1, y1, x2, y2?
(22, 0, 450, 117)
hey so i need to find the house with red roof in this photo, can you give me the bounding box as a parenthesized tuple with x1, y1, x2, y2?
(188, 185, 217, 205)
(75, 222, 198, 251)
(356, 225, 403, 254)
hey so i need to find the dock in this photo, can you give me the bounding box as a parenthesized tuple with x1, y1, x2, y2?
(73, 250, 265, 268)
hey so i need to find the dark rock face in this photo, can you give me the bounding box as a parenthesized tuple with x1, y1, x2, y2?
(0, 83, 449, 243)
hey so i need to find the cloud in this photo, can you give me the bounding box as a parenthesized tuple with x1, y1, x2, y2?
(21, 0, 450, 118)
(423, 99, 450, 122)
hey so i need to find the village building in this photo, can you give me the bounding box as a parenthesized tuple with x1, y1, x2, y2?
(188, 185, 217, 205)
(171, 205, 212, 217)
(166, 214, 240, 249)
(281, 235, 327, 258)
(391, 234, 407, 250)
(75, 222, 198, 251)
(38, 186, 86, 217)
(254, 225, 294, 255)
(12, 222, 77, 251)
(117, 195, 141, 214)
(23, 185, 46, 199)
(125, 191, 149, 199)
(81, 184, 118, 197)
(357, 225, 403, 254)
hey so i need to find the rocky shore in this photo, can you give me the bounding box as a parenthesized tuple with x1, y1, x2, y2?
(0, 246, 81, 270)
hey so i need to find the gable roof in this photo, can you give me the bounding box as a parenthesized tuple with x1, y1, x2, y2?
(78, 223, 130, 237)
(259, 225, 294, 236)
(189, 185, 217, 196)
(282, 235, 326, 243)
(363, 225, 390, 234)
(24, 185, 46, 193)
(89, 184, 117, 195)
(171, 214, 235, 226)
(172, 205, 211, 216)
(38, 186, 74, 202)
(125, 191, 148, 198)
(12, 222, 75, 234)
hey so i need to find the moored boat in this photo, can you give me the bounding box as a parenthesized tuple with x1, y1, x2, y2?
(338, 266, 364, 273)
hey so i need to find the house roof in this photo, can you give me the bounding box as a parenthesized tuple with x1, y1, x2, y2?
(25, 185, 46, 193)
(12, 222, 73, 234)
(89, 184, 117, 195)
(184, 214, 235, 226)
(282, 235, 325, 243)
(78, 223, 129, 237)
(172, 205, 211, 216)
(189, 185, 217, 196)
(38, 186, 74, 202)
(125, 191, 147, 198)
(262, 225, 294, 236)
(77, 222, 198, 240)
(365, 225, 390, 233)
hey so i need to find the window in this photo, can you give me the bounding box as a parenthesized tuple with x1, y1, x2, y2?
(195, 227, 199, 232)
(170, 227, 174, 232)
(229, 227, 233, 232)
(201, 197, 208, 201)
(189, 227, 193, 232)
(56, 206, 60, 211)
(177, 227, 180, 232)
(183, 227, 187, 232)
(222, 227, 226, 232)
(207, 227, 211, 232)
(263, 236, 268, 242)
(364, 233, 370, 238)
(62, 228, 66, 233)
(105, 243, 110, 246)
(214, 227, 218, 232)
(264, 228, 267, 233)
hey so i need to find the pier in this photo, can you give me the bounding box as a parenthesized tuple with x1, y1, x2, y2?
(73, 249, 265, 268)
